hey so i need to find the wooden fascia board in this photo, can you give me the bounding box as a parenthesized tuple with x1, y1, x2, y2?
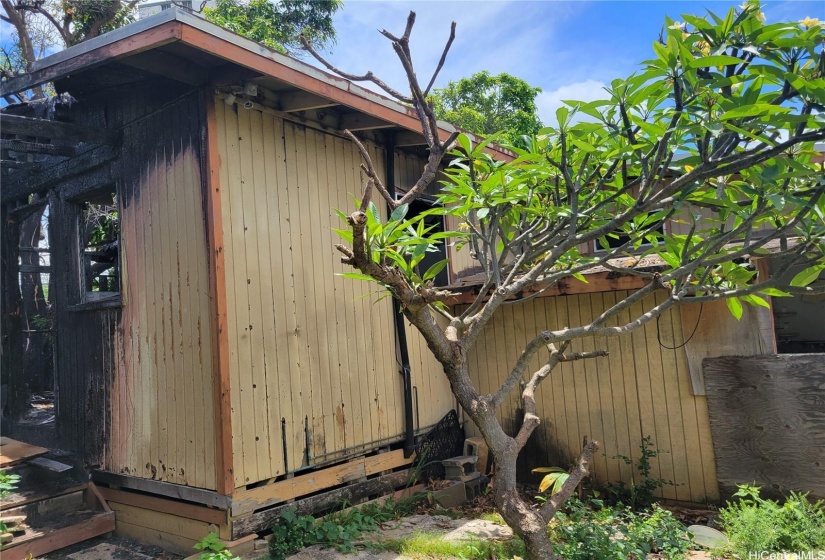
(0, 22, 181, 97)
(175, 25, 515, 161)
(446, 273, 652, 306)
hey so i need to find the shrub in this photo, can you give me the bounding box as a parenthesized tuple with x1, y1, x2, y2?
(606, 436, 678, 511)
(548, 499, 693, 559)
(193, 533, 239, 560)
(717, 484, 825, 557)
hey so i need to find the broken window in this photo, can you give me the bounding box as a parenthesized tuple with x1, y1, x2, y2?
(79, 191, 120, 300)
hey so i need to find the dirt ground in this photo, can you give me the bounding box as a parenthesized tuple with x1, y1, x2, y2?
(35, 512, 716, 559)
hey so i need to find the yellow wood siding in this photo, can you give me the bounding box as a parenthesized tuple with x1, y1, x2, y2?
(215, 102, 453, 487)
(110, 96, 216, 489)
(463, 291, 720, 503)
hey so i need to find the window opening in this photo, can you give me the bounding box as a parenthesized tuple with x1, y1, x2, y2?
(79, 191, 120, 298)
(407, 198, 449, 287)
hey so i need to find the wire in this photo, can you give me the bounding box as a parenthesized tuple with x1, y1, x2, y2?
(657, 302, 703, 350)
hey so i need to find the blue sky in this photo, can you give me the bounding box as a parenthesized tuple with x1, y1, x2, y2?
(322, 0, 825, 123)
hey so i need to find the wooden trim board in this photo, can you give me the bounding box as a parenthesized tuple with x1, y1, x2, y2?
(92, 470, 231, 509)
(203, 90, 235, 496)
(231, 449, 413, 515)
(98, 486, 227, 525)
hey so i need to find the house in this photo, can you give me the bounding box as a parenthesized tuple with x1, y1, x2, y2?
(1, 8, 823, 556)
(0, 8, 517, 554)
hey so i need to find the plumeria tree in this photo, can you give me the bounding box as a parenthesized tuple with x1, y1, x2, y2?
(305, 4, 825, 558)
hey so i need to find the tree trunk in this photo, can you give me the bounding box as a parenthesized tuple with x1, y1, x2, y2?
(492, 451, 558, 560)
(443, 361, 558, 560)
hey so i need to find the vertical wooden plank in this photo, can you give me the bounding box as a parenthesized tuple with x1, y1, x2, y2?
(628, 295, 662, 489)
(600, 291, 634, 485)
(260, 112, 290, 478)
(216, 101, 244, 489)
(640, 292, 676, 500)
(566, 295, 591, 453)
(655, 299, 693, 502)
(283, 122, 313, 468)
(244, 111, 281, 478)
(589, 293, 619, 483)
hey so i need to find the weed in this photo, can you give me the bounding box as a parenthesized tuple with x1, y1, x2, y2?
(380, 531, 525, 559)
(716, 483, 825, 557)
(605, 436, 678, 511)
(269, 493, 428, 559)
(0, 470, 21, 499)
(193, 533, 239, 560)
(0, 470, 22, 534)
(548, 498, 693, 559)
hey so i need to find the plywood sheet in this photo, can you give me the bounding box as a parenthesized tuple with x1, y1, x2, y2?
(704, 354, 825, 499)
(0, 437, 47, 467)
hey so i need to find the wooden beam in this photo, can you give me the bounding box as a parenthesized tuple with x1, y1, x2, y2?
(339, 113, 396, 131)
(91, 470, 232, 509)
(231, 469, 412, 539)
(447, 272, 651, 306)
(0, 159, 41, 171)
(394, 130, 427, 147)
(119, 50, 208, 86)
(0, 115, 121, 145)
(203, 93, 235, 496)
(2, 145, 117, 203)
(97, 486, 227, 526)
(231, 449, 413, 515)
(278, 90, 339, 113)
(0, 139, 75, 157)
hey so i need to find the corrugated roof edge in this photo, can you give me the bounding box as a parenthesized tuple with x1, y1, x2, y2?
(11, 8, 516, 159)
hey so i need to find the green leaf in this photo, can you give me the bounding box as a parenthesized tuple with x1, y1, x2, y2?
(726, 297, 744, 320)
(532, 467, 566, 473)
(337, 272, 376, 282)
(368, 201, 381, 224)
(571, 272, 589, 284)
(688, 55, 744, 68)
(390, 203, 409, 222)
(476, 207, 490, 220)
(422, 259, 449, 282)
(742, 294, 771, 309)
(790, 265, 824, 287)
(759, 287, 792, 298)
(719, 104, 791, 120)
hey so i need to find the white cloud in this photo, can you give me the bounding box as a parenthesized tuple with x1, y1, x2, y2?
(322, 1, 585, 98)
(536, 79, 607, 125)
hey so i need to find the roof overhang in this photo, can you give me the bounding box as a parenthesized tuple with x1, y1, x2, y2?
(0, 8, 515, 160)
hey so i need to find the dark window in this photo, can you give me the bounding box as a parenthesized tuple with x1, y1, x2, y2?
(594, 218, 667, 253)
(408, 198, 449, 287)
(79, 191, 120, 299)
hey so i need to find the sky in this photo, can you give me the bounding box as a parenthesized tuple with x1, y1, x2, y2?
(320, 0, 825, 124)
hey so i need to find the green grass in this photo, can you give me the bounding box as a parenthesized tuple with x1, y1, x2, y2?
(476, 512, 506, 526)
(377, 531, 525, 559)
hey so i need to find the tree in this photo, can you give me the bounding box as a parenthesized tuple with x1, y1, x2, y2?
(430, 70, 543, 146)
(203, 0, 341, 55)
(305, 4, 825, 558)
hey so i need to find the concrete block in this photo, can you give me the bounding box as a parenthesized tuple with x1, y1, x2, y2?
(432, 481, 467, 509)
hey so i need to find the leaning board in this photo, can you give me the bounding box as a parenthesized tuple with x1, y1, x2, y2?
(703, 354, 825, 499)
(0, 437, 48, 467)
